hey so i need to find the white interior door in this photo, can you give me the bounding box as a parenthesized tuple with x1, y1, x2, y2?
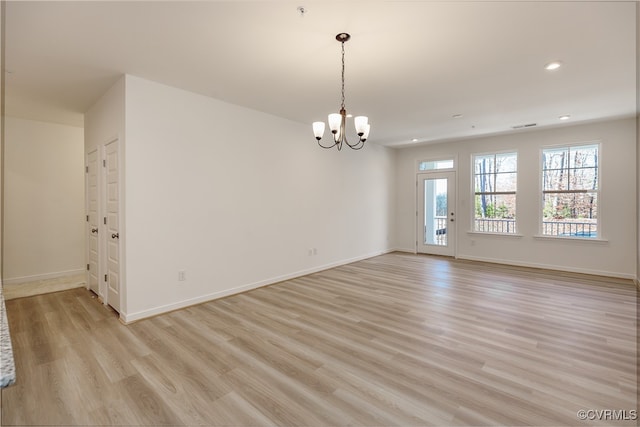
(104, 140, 121, 312)
(417, 172, 456, 256)
(86, 149, 101, 296)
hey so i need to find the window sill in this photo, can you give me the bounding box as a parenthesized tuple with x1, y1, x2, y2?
(467, 231, 524, 237)
(533, 234, 609, 243)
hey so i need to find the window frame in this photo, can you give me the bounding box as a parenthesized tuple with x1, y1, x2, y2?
(471, 150, 519, 235)
(538, 141, 601, 240)
(416, 157, 456, 172)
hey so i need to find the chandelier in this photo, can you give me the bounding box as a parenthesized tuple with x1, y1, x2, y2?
(312, 33, 370, 151)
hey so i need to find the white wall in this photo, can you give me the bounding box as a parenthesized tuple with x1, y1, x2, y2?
(84, 76, 125, 152)
(395, 117, 637, 278)
(121, 75, 395, 321)
(3, 117, 85, 282)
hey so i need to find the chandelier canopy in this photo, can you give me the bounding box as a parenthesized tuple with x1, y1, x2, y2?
(312, 33, 370, 151)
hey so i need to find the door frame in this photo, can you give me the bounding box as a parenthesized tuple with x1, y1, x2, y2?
(416, 171, 457, 257)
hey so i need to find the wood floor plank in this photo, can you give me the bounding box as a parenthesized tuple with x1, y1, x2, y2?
(1, 252, 637, 426)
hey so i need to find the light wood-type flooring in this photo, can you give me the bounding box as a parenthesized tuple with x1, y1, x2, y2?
(3, 274, 85, 300)
(1, 253, 637, 426)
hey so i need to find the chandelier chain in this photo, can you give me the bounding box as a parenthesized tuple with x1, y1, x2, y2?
(341, 41, 346, 111)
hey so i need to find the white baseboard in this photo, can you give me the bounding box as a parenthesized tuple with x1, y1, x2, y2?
(457, 254, 636, 281)
(390, 247, 416, 254)
(3, 269, 85, 286)
(121, 249, 394, 324)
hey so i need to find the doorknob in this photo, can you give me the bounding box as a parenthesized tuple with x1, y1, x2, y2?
(111, 233, 119, 239)
(91, 228, 98, 234)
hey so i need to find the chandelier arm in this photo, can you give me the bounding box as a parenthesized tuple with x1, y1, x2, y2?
(345, 139, 366, 150)
(317, 138, 339, 150)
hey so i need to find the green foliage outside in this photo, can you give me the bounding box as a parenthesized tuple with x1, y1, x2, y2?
(543, 202, 572, 220)
(475, 198, 511, 219)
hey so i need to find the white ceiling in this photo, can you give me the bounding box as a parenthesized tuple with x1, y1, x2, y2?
(4, 1, 637, 147)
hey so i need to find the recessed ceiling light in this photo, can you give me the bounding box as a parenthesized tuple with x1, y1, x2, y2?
(346, 114, 353, 118)
(411, 138, 419, 142)
(559, 115, 571, 121)
(544, 61, 562, 71)
(452, 114, 463, 119)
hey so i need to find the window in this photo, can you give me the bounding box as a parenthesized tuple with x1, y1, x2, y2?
(473, 152, 517, 234)
(419, 159, 454, 171)
(541, 144, 599, 238)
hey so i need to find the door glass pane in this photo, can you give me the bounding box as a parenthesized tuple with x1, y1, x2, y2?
(424, 178, 447, 246)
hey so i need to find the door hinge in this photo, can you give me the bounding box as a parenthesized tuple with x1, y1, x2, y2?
(85, 166, 89, 173)
(104, 274, 108, 282)
(87, 264, 90, 271)
(103, 159, 106, 167)
(104, 217, 107, 225)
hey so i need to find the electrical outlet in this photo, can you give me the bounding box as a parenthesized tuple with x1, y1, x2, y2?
(178, 270, 186, 281)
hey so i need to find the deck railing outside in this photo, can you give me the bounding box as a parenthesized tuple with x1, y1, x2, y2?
(426, 218, 597, 242)
(541, 220, 597, 237)
(472, 218, 596, 237)
(474, 218, 516, 234)
(424, 217, 448, 246)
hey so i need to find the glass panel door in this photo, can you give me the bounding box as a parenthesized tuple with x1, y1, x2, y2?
(417, 172, 456, 256)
